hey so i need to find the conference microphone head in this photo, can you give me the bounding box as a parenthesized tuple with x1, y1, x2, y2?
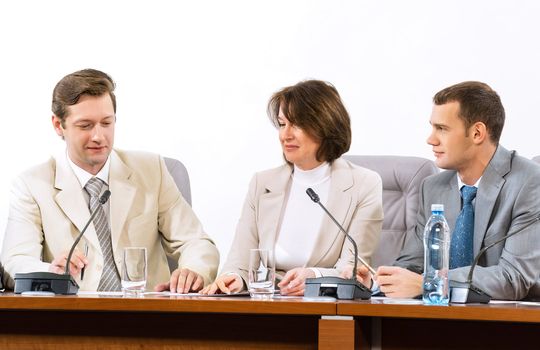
(306, 188, 320, 203)
(99, 190, 111, 204)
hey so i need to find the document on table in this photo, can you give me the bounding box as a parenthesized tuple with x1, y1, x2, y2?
(143, 291, 252, 297)
(77, 291, 252, 297)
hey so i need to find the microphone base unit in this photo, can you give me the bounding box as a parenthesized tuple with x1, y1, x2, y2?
(14, 272, 79, 295)
(449, 281, 491, 304)
(304, 276, 371, 300)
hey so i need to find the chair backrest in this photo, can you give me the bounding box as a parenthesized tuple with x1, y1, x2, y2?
(343, 155, 439, 268)
(164, 157, 192, 206)
(163, 157, 192, 272)
(532, 156, 540, 164)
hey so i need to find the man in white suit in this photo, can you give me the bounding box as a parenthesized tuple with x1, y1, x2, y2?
(1, 69, 219, 292)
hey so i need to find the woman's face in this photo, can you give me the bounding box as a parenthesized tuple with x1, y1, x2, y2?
(278, 107, 322, 170)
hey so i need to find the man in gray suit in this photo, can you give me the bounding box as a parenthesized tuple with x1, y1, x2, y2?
(373, 81, 540, 300)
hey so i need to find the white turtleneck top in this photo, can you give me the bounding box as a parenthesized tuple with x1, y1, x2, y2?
(275, 162, 331, 272)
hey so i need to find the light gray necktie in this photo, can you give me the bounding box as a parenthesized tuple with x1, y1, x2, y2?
(85, 177, 121, 291)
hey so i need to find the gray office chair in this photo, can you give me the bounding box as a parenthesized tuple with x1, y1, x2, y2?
(343, 155, 439, 268)
(532, 156, 540, 165)
(164, 157, 192, 206)
(163, 157, 192, 272)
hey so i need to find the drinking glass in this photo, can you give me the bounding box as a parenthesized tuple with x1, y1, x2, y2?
(248, 248, 275, 299)
(121, 247, 147, 297)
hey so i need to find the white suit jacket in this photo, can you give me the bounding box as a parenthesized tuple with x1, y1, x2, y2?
(220, 158, 383, 284)
(1, 149, 219, 290)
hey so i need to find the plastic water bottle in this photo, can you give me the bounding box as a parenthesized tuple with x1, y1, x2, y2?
(423, 204, 450, 305)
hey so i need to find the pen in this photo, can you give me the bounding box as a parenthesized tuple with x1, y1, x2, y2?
(81, 243, 89, 280)
(357, 255, 376, 275)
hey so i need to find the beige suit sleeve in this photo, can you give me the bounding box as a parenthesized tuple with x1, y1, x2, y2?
(218, 174, 261, 287)
(156, 156, 219, 286)
(1, 176, 51, 288)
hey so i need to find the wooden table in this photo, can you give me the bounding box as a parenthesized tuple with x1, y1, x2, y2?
(337, 298, 540, 349)
(0, 293, 342, 349)
(3, 293, 540, 349)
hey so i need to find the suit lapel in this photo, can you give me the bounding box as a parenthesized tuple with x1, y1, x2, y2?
(258, 165, 292, 249)
(473, 146, 510, 255)
(108, 151, 137, 253)
(307, 159, 353, 267)
(442, 176, 461, 232)
(53, 153, 101, 251)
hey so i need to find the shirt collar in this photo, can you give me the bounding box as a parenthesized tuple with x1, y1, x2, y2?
(66, 151, 111, 189)
(456, 173, 481, 191)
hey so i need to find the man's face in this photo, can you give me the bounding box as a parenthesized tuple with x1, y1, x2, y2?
(52, 94, 115, 175)
(426, 101, 475, 171)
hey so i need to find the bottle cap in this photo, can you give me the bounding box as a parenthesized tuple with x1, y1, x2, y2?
(431, 204, 444, 212)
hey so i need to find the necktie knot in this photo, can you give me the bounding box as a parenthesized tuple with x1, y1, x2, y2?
(85, 177, 104, 198)
(461, 185, 477, 204)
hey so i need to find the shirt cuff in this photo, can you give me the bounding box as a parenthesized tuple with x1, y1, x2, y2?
(308, 267, 323, 278)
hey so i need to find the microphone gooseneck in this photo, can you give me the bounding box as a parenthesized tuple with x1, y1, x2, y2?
(302, 187, 373, 300)
(466, 214, 540, 284)
(64, 190, 111, 276)
(305, 188, 375, 279)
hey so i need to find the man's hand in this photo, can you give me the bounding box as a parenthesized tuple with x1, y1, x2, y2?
(200, 274, 243, 295)
(375, 266, 422, 298)
(278, 267, 316, 296)
(154, 267, 204, 293)
(48, 249, 88, 276)
(341, 265, 373, 288)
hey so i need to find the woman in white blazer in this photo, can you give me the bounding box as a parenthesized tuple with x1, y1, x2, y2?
(202, 80, 383, 296)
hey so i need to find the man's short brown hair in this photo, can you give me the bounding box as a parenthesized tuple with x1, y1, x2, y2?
(267, 80, 351, 163)
(433, 81, 505, 144)
(52, 69, 116, 126)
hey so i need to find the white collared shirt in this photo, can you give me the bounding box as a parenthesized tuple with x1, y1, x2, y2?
(66, 151, 112, 219)
(456, 174, 481, 207)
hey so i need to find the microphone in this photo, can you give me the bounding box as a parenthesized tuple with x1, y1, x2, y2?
(64, 190, 111, 275)
(303, 188, 372, 300)
(14, 190, 111, 295)
(450, 213, 540, 303)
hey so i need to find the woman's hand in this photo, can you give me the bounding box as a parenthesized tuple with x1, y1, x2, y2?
(277, 268, 316, 296)
(200, 274, 244, 295)
(340, 265, 373, 288)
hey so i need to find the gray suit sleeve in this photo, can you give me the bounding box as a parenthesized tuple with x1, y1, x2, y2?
(393, 179, 427, 274)
(449, 174, 540, 300)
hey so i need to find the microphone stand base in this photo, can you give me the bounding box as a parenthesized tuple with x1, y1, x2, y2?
(305, 276, 371, 300)
(14, 272, 79, 295)
(450, 282, 491, 304)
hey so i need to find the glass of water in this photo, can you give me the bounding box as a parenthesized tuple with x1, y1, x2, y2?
(121, 247, 147, 297)
(248, 248, 275, 299)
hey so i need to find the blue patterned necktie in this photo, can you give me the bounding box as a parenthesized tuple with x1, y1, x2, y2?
(450, 185, 477, 269)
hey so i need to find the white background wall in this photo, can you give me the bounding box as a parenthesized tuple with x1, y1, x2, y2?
(1, 0, 539, 266)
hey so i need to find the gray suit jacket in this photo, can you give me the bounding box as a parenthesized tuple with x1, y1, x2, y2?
(220, 158, 384, 285)
(396, 146, 540, 300)
(1, 149, 219, 290)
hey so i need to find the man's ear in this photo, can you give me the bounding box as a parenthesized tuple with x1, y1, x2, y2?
(52, 115, 64, 137)
(471, 121, 487, 144)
